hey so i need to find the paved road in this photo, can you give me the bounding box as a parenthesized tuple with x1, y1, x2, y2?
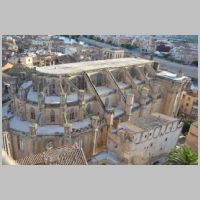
(124, 49, 198, 80)
(153, 58, 198, 80)
(81, 37, 198, 80)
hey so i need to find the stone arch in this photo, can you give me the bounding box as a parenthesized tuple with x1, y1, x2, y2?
(128, 67, 137, 78)
(112, 70, 123, 82)
(71, 75, 86, 90)
(96, 73, 103, 86)
(42, 78, 49, 94)
(86, 103, 92, 115)
(91, 72, 104, 87)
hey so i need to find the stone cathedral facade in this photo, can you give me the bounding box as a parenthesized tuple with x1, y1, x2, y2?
(2, 58, 191, 164)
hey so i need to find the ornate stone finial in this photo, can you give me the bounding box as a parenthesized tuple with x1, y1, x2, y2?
(19, 88, 23, 100)
(64, 123, 72, 136)
(126, 93, 134, 106)
(38, 92, 45, 106)
(10, 76, 17, 93)
(105, 108, 114, 126)
(18, 58, 21, 64)
(32, 73, 36, 80)
(141, 86, 149, 98)
(125, 93, 134, 117)
(29, 123, 38, 136)
(43, 154, 49, 165)
(60, 92, 66, 106)
(176, 68, 184, 78)
(32, 73, 37, 90)
(91, 116, 100, 129)
(152, 83, 160, 94)
(144, 67, 149, 77)
(78, 90, 85, 102)
(153, 62, 159, 71)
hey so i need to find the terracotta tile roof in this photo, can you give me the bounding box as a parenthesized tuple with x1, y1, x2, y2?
(2, 63, 13, 72)
(16, 146, 87, 165)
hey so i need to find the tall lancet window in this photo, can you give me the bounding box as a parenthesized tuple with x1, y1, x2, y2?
(30, 107, 35, 120)
(50, 110, 55, 122)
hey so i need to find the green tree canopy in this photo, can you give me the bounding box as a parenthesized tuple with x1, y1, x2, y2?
(164, 146, 198, 165)
(182, 116, 195, 135)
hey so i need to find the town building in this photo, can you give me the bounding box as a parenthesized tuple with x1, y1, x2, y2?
(16, 145, 87, 165)
(20, 55, 34, 67)
(108, 112, 183, 164)
(179, 88, 198, 118)
(185, 121, 198, 153)
(170, 46, 198, 64)
(2, 63, 14, 72)
(101, 48, 124, 59)
(2, 58, 191, 164)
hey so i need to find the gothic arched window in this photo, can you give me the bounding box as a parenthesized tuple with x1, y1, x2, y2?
(105, 97, 109, 108)
(39, 81, 43, 92)
(50, 110, 55, 122)
(52, 84, 55, 94)
(50, 79, 56, 95)
(86, 103, 92, 115)
(96, 73, 103, 86)
(68, 108, 75, 120)
(30, 107, 35, 120)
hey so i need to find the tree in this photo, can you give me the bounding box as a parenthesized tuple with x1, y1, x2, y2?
(191, 60, 198, 66)
(88, 35, 94, 39)
(121, 43, 137, 49)
(182, 116, 195, 135)
(164, 146, 198, 165)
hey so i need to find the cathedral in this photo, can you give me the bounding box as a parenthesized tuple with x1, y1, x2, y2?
(2, 57, 191, 164)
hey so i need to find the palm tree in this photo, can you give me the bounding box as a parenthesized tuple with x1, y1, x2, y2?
(164, 146, 198, 165)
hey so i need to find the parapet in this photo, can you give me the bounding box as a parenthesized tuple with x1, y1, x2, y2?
(115, 112, 182, 145)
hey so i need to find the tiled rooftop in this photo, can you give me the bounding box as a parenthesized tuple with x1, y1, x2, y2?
(16, 146, 87, 165)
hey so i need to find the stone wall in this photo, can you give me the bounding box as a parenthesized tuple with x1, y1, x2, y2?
(108, 120, 183, 164)
(7, 120, 109, 160)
